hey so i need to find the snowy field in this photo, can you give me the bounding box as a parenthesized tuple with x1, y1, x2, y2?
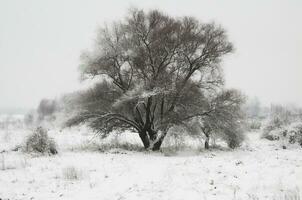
(0, 122, 301, 200)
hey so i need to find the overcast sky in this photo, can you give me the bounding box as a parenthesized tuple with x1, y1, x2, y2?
(0, 0, 301, 113)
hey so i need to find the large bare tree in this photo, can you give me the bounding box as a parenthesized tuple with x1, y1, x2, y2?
(66, 8, 235, 150)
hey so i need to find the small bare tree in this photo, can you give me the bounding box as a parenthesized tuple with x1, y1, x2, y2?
(190, 89, 245, 149)
(66, 8, 235, 151)
(37, 99, 57, 121)
(24, 110, 34, 126)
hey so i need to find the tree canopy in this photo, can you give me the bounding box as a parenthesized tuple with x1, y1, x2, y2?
(66, 8, 243, 150)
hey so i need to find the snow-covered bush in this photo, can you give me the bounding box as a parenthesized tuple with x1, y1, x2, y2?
(262, 131, 280, 141)
(223, 128, 245, 149)
(286, 122, 302, 147)
(262, 120, 302, 148)
(261, 105, 302, 142)
(25, 126, 58, 155)
(262, 121, 281, 141)
(261, 105, 294, 141)
(261, 117, 286, 141)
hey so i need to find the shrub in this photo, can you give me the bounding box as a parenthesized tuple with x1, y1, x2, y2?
(25, 127, 58, 155)
(261, 104, 299, 141)
(262, 133, 280, 141)
(287, 122, 302, 147)
(261, 117, 286, 141)
(262, 120, 302, 148)
(261, 128, 281, 141)
(223, 128, 245, 149)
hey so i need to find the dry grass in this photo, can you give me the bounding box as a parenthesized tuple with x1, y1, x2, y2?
(62, 166, 83, 180)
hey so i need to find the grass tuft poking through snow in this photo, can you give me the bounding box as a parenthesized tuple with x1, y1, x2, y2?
(62, 166, 83, 180)
(0, 153, 14, 170)
(0, 153, 29, 170)
(72, 141, 145, 153)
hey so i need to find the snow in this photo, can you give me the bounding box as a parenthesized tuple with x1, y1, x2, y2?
(0, 124, 302, 200)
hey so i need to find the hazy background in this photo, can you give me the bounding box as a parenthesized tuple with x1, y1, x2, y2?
(0, 0, 301, 114)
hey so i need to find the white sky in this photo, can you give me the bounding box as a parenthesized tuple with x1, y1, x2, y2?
(0, 0, 301, 112)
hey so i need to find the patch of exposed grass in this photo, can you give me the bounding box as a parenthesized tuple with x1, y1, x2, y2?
(62, 166, 83, 180)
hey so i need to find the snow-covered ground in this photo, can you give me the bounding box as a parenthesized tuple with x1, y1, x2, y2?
(0, 124, 301, 200)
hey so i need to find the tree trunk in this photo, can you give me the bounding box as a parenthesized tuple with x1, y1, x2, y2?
(138, 130, 166, 151)
(205, 135, 210, 149)
(138, 131, 150, 149)
(152, 139, 163, 151)
(149, 130, 167, 151)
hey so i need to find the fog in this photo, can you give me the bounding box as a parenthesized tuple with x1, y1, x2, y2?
(0, 0, 301, 113)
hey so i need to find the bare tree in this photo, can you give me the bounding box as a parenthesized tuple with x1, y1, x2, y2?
(192, 89, 245, 149)
(24, 110, 35, 126)
(66, 8, 234, 151)
(37, 99, 57, 121)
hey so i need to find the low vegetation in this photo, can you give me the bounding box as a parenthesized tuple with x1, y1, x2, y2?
(261, 105, 302, 148)
(62, 166, 83, 180)
(25, 126, 58, 155)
